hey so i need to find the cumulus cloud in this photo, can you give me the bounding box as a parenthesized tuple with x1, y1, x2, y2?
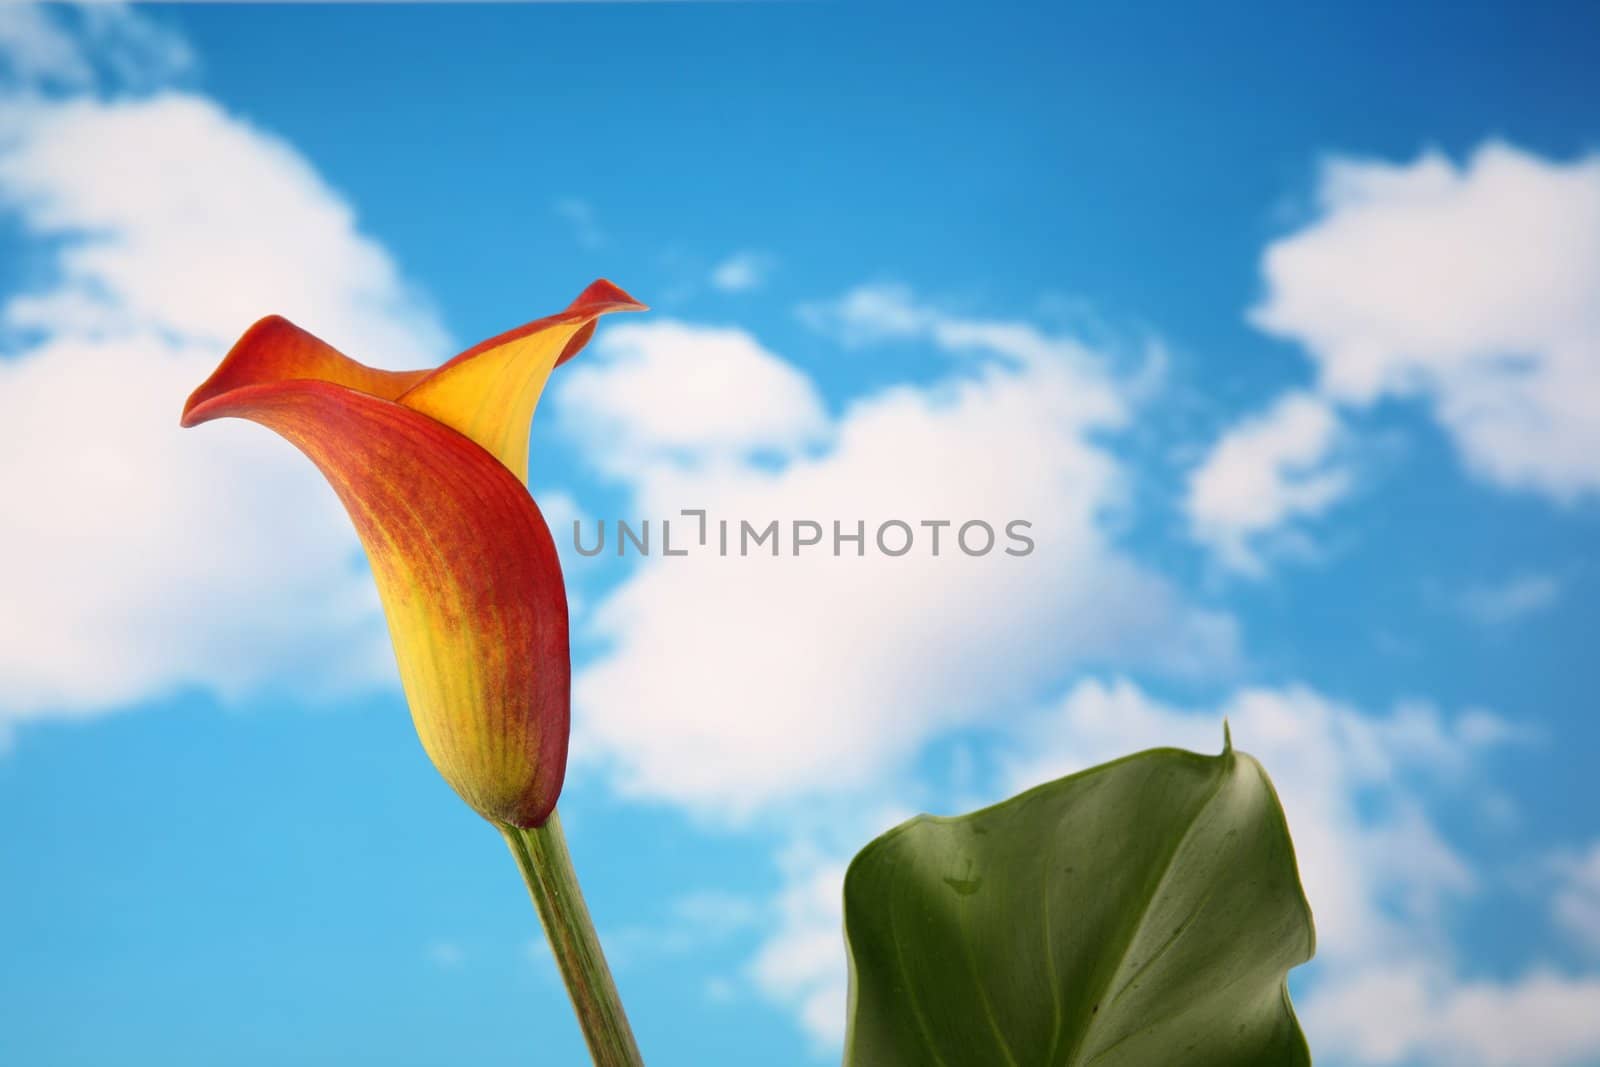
(1307, 966, 1600, 1067)
(556, 298, 1235, 816)
(0, 94, 443, 359)
(1193, 143, 1600, 569)
(555, 319, 829, 476)
(555, 293, 1246, 1042)
(749, 851, 852, 1050)
(1262, 142, 1600, 496)
(709, 251, 775, 293)
(0, 39, 448, 727)
(1185, 391, 1351, 574)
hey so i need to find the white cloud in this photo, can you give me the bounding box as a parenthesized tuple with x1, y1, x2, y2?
(558, 301, 1235, 817)
(710, 251, 775, 293)
(1253, 142, 1600, 501)
(557, 319, 829, 475)
(1455, 572, 1563, 626)
(0, 79, 448, 724)
(1552, 842, 1600, 956)
(749, 851, 851, 1051)
(1185, 391, 1351, 574)
(1191, 143, 1600, 571)
(1307, 965, 1600, 1067)
(557, 295, 1240, 1043)
(0, 94, 443, 359)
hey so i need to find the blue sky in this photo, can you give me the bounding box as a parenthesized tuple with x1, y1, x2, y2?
(2, 3, 1600, 1065)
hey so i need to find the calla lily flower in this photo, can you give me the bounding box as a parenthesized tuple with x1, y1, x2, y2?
(181, 280, 644, 828)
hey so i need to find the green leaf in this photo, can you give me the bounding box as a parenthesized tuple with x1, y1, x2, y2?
(842, 732, 1315, 1066)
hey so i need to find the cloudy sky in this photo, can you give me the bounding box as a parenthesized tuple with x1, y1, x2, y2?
(2, 3, 1598, 1065)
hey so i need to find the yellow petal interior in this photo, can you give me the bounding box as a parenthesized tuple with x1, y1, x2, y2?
(400, 320, 588, 485)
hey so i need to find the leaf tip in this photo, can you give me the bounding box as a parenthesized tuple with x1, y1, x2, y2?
(1222, 717, 1234, 754)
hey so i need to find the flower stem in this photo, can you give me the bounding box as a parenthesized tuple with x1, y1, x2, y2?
(501, 810, 643, 1066)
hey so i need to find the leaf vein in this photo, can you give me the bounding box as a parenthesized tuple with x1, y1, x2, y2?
(1061, 761, 1233, 1066)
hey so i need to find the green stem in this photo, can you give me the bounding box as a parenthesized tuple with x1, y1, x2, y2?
(501, 810, 643, 1066)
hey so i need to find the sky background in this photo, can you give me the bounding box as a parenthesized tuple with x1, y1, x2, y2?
(2, 2, 1599, 1064)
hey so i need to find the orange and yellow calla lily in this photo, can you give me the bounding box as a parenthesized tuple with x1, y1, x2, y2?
(181, 280, 645, 828)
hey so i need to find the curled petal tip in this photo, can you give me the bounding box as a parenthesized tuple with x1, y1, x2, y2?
(181, 314, 429, 429)
(556, 280, 646, 367)
(398, 280, 646, 481)
(180, 315, 293, 427)
(568, 278, 649, 315)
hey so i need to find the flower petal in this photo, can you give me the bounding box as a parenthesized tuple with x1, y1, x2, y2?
(397, 279, 645, 483)
(182, 314, 431, 419)
(183, 379, 569, 828)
